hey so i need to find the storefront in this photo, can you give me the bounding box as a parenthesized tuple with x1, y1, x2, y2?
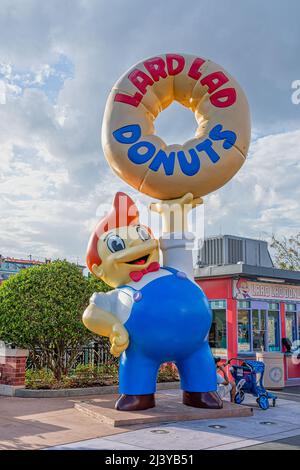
(195, 264, 300, 386)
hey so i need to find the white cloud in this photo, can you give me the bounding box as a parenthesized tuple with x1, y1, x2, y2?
(205, 129, 300, 241)
(0, 0, 299, 264)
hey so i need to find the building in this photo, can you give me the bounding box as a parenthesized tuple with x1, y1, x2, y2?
(0, 256, 86, 284)
(195, 235, 300, 387)
(0, 256, 46, 284)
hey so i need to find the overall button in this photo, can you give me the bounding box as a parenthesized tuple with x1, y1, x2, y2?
(176, 271, 187, 279)
(133, 291, 142, 302)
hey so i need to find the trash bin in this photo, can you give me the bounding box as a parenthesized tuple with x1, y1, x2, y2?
(256, 352, 285, 390)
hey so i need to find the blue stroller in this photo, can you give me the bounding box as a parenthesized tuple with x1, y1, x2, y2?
(227, 358, 277, 410)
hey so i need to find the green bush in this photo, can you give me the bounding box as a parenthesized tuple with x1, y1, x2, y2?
(158, 363, 179, 382)
(25, 363, 119, 389)
(0, 260, 110, 380)
(25, 362, 178, 389)
(64, 363, 119, 388)
(25, 364, 118, 390)
(26, 368, 57, 390)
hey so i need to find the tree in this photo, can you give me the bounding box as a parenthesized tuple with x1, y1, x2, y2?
(271, 233, 300, 271)
(0, 260, 110, 380)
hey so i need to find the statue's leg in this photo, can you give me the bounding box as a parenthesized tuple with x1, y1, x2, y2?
(116, 347, 159, 411)
(176, 342, 223, 409)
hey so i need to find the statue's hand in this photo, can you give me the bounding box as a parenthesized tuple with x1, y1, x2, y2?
(109, 322, 129, 357)
(83, 303, 129, 357)
(150, 192, 202, 215)
(150, 193, 203, 234)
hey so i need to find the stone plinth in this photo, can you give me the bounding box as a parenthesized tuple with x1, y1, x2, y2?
(74, 391, 253, 427)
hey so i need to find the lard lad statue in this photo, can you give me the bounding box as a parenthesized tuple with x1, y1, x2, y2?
(83, 191, 222, 411)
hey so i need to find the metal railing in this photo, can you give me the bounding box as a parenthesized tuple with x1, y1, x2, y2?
(26, 341, 117, 370)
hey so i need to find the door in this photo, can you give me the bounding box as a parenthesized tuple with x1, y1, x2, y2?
(267, 310, 280, 351)
(252, 309, 267, 351)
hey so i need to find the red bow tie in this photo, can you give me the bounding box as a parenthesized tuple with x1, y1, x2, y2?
(129, 261, 160, 282)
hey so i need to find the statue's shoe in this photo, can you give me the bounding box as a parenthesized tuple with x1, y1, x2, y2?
(115, 393, 155, 411)
(183, 391, 223, 409)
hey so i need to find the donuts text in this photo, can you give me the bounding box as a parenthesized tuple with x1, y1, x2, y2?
(113, 123, 237, 177)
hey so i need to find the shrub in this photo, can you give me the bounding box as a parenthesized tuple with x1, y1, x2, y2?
(158, 363, 179, 382)
(25, 363, 119, 389)
(25, 368, 57, 389)
(0, 260, 110, 380)
(24, 362, 178, 390)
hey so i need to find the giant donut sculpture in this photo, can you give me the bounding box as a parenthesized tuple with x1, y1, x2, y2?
(102, 53, 251, 200)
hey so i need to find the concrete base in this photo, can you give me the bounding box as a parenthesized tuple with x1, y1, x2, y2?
(74, 391, 253, 427)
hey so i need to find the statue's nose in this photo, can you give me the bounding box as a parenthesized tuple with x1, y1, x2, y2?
(128, 238, 143, 248)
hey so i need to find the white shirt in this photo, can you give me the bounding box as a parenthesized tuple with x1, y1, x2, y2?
(217, 373, 225, 385)
(90, 232, 195, 325)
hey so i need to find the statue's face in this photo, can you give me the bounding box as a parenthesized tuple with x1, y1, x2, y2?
(91, 224, 159, 287)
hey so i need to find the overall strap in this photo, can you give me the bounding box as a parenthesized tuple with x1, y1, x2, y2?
(162, 265, 178, 275)
(118, 284, 138, 293)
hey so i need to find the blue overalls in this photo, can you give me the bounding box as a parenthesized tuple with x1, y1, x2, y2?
(119, 267, 217, 395)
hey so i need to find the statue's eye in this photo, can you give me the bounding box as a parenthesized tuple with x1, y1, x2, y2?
(107, 234, 125, 253)
(136, 225, 150, 241)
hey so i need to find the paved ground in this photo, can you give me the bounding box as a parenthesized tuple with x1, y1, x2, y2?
(275, 386, 300, 403)
(1, 388, 299, 450)
(238, 386, 300, 450)
(240, 434, 300, 450)
(0, 394, 131, 450)
(282, 386, 300, 394)
(48, 390, 300, 450)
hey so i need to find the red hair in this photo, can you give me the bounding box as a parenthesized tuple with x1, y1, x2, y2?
(86, 192, 139, 272)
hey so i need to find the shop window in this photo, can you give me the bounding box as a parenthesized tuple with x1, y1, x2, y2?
(238, 309, 251, 352)
(238, 303, 280, 353)
(238, 300, 251, 309)
(209, 300, 227, 356)
(252, 309, 267, 351)
(285, 304, 298, 343)
(286, 304, 296, 312)
(286, 312, 297, 343)
(268, 309, 280, 352)
(269, 302, 279, 311)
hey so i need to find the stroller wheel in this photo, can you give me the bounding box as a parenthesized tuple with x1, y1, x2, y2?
(257, 394, 269, 410)
(234, 390, 245, 405)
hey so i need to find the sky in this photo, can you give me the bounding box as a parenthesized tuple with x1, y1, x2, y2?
(0, 0, 299, 264)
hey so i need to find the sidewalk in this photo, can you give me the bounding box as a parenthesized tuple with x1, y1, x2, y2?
(239, 434, 300, 450)
(0, 394, 130, 450)
(0, 389, 300, 450)
(275, 386, 300, 402)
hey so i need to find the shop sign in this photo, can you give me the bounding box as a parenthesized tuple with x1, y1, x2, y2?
(233, 279, 300, 302)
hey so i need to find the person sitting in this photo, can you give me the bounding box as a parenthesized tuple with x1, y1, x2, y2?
(216, 362, 236, 403)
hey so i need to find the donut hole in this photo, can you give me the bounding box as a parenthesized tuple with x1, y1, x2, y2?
(154, 101, 198, 145)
